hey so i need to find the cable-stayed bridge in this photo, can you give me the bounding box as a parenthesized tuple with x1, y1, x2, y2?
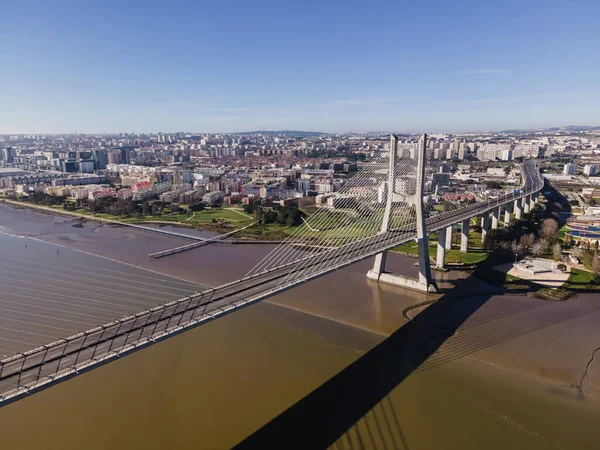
(0, 134, 544, 405)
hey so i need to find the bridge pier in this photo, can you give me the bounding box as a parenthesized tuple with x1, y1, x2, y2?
(445, 226, 452, 250)
(524, 195, 531, 214)
(514, 198, 523, 220)
(367, 134, 438, 293)
(460, 218, 470, 253)
(504, 202, 513, 228)
(529, 195, 536, 211)
(436, 228, 447, 269)
(491, 206, 500, 230)
(481, 214, 489, 243)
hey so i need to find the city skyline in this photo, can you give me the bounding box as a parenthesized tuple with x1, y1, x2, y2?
(2, 0, 600, 134)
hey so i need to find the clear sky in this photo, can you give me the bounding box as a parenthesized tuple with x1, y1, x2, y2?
(1, 0, 599, 134)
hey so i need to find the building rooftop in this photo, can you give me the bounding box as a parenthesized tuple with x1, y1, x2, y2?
(0, 168, 28, 176)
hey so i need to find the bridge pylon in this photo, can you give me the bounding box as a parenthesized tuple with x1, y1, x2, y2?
(367, 134, 438, 293)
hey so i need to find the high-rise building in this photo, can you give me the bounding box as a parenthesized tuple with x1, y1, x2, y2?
(500, 148, 513, 161)
(1, 147, 15, 162)
(93, 149, 108, 170)
(173, 170, 182, 188)
(563, 163, 576, 175)
(119, 147, 131, 165)
(61, 160, 79, 173)
(478, 144, 510, 161)
(583, 165, 597, 176)
(80, 160, 95, 173)
(452, 139, 460, 152)
(107, 150, 121, 165)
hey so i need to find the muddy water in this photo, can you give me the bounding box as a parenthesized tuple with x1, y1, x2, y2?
(1, 202, 600, 449)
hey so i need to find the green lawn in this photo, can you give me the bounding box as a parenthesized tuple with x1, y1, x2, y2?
(190, 208, 254, 223)
(128, 208, 254, 225)
(557, 224, 569, 240)
(564, 268, 600, 290)
(445, 249, 488, 264)
(391, 241, 488, 265)
(236, 223, 298, 240)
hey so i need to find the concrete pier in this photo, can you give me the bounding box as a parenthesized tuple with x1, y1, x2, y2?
(436, 228, 447, 269)
(524, 196, 531, 214)
(445, 226, 452, 250)
(491, 206, 500, 230)
(514, 198, 523, 220)
(460, 218, 470, 253)
(481, 214, 490, 243)
(504, 202, 513, 228)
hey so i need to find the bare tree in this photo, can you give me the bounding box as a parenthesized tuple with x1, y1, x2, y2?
(519, 233, 535, 250)
(511, 239, 525, 258)
(593, 249, 600, 283)
(539, 218, 559, 240)
(511, 239, 519, 255)
(531, 238, 549, 257)
(552, 242, 563, 261)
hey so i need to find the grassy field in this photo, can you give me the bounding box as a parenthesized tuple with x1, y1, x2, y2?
(564, 268, 600, 290)
(236, 223, 298, 240)
(65, 206, 255, 226)
(133, 208, 254, 224)
(391, 241, 488, 265)
(557, 224, 569, 240)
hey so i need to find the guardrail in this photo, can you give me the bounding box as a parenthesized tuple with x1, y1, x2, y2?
(149, 221, 258, 258)
(0, 163, 545, 406)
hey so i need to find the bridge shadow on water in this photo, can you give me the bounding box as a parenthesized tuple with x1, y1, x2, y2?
(234, 267, 591, 450)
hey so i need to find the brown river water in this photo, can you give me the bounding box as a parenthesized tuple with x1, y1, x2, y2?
(0, 202, 599, 449)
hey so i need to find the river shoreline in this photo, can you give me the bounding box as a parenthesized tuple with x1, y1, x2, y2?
(2, 201, 600, 448)
(1, 201, 599, 400)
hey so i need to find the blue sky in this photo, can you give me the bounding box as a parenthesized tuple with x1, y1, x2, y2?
(1, 0, 599, 134)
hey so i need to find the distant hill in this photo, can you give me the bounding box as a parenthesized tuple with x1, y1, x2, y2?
(563, 125, 600, 131)
(495, 125, 600, 134)
(232, 130, 329, 137)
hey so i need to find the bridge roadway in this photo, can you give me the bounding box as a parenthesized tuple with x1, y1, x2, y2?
(0, 161, 544, 404)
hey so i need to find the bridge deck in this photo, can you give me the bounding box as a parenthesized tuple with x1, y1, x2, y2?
(0, 161, 543, 405)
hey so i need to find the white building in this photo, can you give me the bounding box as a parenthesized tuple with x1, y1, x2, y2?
(563, 163, 576, 175)
(583, 165, 597, 176)
(500, 148, 513, 161)
(202, 191, 225, 205)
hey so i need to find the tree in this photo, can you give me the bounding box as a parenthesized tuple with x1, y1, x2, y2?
(511, 239, 525, 258)
(263, 210, 278, 224)
(276, 209, 287, 225)
(539, 218, 559, 241)
(188, 202, 205, 212)
(519, 233, 535, 249)
(285, 207, 304, 226)
(552, 242, 562, 261)
(169, 204, 183, 214)
(531, 239, 548, 257)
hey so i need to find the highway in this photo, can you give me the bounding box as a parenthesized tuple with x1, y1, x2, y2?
(0, 160, 544, 405)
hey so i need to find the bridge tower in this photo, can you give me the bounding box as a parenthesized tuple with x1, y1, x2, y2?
(367, 134, 438, 293)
